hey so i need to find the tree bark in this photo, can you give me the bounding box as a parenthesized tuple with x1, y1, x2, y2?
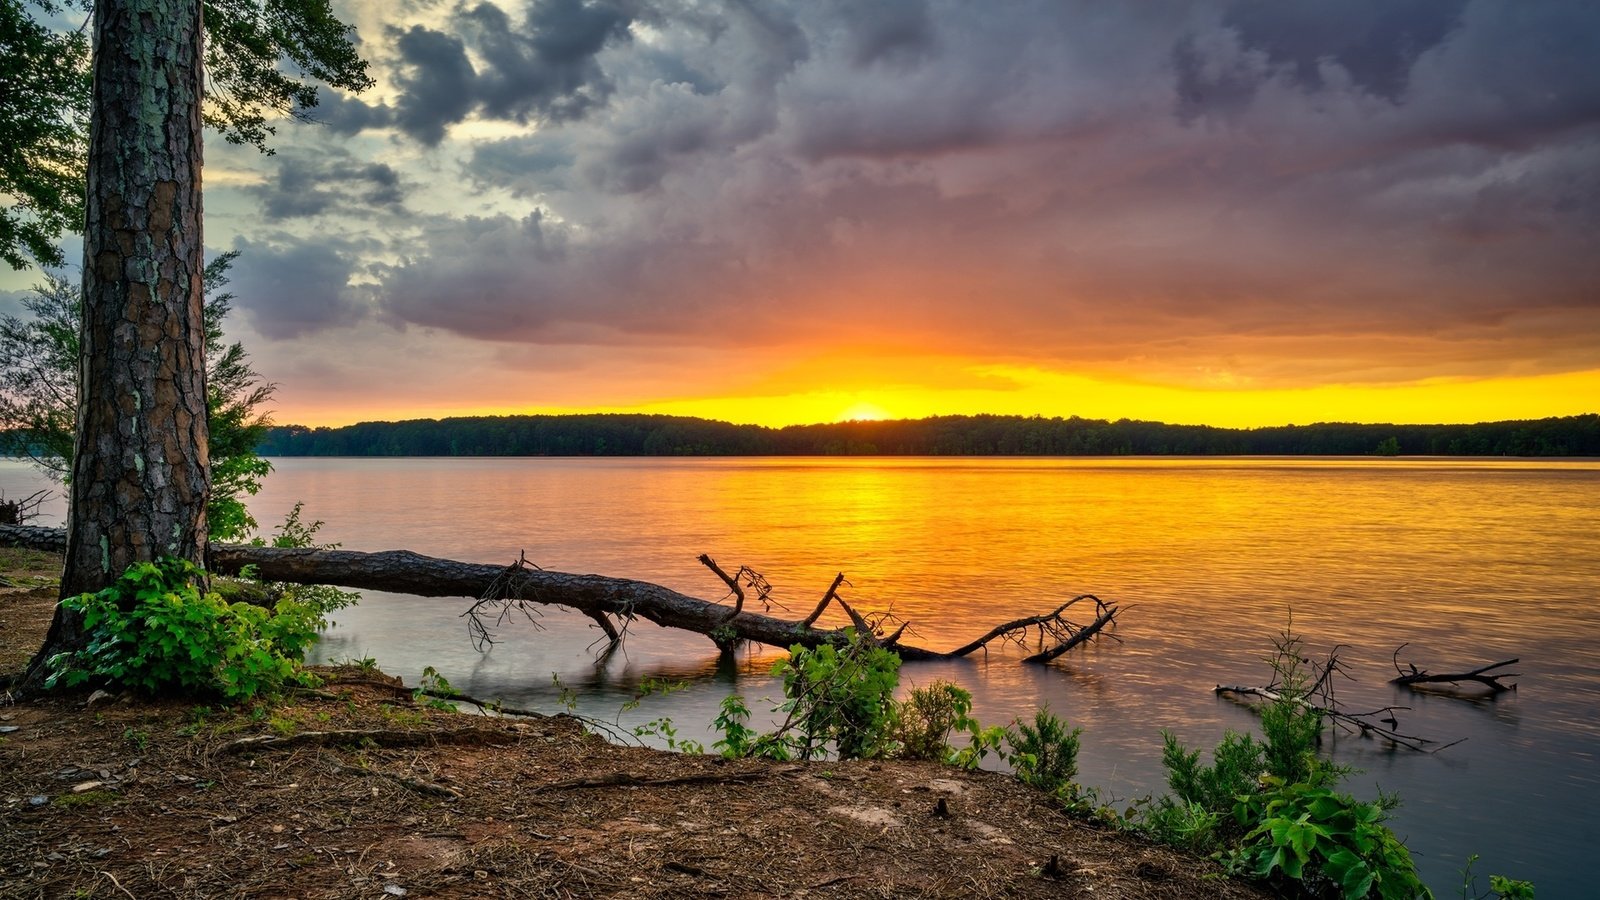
(26, 0, 210, 686)
(2, 526, 1117, 666)
(196, 543, 1116, 662)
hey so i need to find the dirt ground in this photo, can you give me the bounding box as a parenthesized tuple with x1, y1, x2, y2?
(1, 559, 1270, 900)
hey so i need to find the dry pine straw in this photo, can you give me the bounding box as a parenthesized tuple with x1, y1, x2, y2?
(0, 675, 1270, 900)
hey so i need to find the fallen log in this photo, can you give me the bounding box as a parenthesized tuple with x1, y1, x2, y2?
(0, 524, 1118, 665)
(1390, 643, 1518, 694)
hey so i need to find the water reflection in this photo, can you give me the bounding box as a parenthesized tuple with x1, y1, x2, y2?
(1, 456, 1595, 893)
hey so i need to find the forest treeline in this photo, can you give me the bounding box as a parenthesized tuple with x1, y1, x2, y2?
(248, 413, 1600, 457)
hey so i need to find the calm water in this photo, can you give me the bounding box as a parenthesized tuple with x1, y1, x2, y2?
(6, 456, 1597, 894)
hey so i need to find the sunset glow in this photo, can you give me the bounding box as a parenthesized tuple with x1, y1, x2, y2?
(5, 1, 1593, 432)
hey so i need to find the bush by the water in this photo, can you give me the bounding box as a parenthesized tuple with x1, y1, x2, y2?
(45, 557, 324, 699)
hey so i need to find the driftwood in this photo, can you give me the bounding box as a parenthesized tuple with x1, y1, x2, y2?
(0, 524, 1118, 665)
(1215, 638, 1461, 753)
(1213, 684, 1459, 753)
(1390, 643, 1518, 694)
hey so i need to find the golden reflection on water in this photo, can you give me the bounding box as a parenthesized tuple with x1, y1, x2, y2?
(8, 455, 1587, 893)
(0, 452, 1594, 892)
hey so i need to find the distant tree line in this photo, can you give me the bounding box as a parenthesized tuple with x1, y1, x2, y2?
(246, 413, 1600, 458)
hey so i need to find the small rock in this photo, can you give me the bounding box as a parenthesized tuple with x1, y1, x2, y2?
(71, 781, 106, 793)
(0, 725, 19, 734)
(86, 689, 112, 706)
(383, 884, 408, 896)
(28, 795, 48, 807)
(46, 852, 65, 861)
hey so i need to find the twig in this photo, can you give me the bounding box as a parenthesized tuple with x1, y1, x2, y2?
(697, 554, 744, 621)
(802, 573, 847, 626)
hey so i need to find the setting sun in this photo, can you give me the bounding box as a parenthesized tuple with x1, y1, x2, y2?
(837, 402, 892, 422)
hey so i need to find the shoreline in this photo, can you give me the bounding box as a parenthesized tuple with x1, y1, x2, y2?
(1, 551, 1265, 899)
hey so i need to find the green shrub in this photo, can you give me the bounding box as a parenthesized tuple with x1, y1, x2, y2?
(1260, 624, 1340, 787)
(773, 631, 902, 760)
(1144, 798, 1223, 853)
(1163, 728, 1267, 812)
(1004, 707, 1081, 794)
(894, 679, 976, 761)
(1142, 729, 1267, 851)
(45, 557, 325, 700)
(711, 693, 759, 758)
(1460, 855, 1535, 900)
(251, 502, 360, 617)
(1230, 778, 1427, 900)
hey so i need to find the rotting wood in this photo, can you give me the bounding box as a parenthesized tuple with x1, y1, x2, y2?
(1390, 643, 1519, 694)
(0, 525, 1119, 665)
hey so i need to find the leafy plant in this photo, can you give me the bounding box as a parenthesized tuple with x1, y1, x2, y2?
(122, 727, 149, 752)
(711, 694, 758, 758)
(1143, 798, 1223, 853)
(1460, 855, 1535, 900)
(45, 557, 327, 700)
(1162, 729, 1266, 813)
(1143, 728, 1267, 851)
(414, 666, 459, 712)
(250, 502, 360, 618)
(1004, 707, 1081, 795)
(633, 716, 705, 754)
(771, 631, 902, 760)
(1231, 778, 1427, 900)
(893, 679, 977, 761)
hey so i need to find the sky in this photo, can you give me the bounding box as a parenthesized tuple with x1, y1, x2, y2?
(6, 0, 1599, 428)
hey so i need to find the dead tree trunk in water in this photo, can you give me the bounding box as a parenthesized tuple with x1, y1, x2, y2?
(0, 526, 1119, 663)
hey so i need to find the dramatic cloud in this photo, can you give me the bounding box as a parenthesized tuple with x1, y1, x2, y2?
(226, 236, 370, 340)
(379, 0, 646, 145)
(171, 0, 1600, 423)
(250, 151, 407, 220)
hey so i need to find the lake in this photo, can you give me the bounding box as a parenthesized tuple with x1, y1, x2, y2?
(5, 455, 1597, 894)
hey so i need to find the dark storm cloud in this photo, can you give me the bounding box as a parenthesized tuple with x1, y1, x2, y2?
(391, 24, 479, 145)
(228, 237, 368, 339)
(306, 89, 395, 137)
(463, 0, 632, 122)
(834, 0, 936, 69)
(1219, 0, 1467, 101)
(358, 0, 1599, 385)
(250, 152, 407, 220)
(379, 0, 646, 146)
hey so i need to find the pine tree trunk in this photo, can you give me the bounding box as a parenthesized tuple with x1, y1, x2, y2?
(26, 0, 210, 685)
